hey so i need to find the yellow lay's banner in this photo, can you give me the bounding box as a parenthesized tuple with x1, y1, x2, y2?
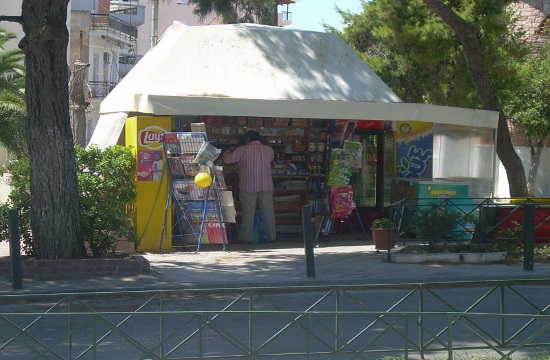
(126, 116, 172, 252)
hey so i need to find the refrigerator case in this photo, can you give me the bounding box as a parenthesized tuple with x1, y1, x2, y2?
(349, 132, 394, 209)
(391, 178, 476, 240)
(391, 178, 471, 205)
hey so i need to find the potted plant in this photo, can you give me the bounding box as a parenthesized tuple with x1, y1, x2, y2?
(371, 217, 394, 251)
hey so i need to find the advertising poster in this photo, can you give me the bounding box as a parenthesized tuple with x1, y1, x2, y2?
(137, 150, 164, 182)
(395, 121, 433, 178)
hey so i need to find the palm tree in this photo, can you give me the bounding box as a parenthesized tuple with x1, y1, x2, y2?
(0, 28, 27, 159)
(187, 0, 295, 26)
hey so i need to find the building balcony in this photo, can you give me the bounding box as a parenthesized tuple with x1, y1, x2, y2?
(90, 14, 137, 44)
(89, 80, 117, 98)
(110, 1, 146, 27)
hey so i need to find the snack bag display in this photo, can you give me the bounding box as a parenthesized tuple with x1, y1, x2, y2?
(330, 186, 356, 219)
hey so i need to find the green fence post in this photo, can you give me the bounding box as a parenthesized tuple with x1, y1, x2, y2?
(302, 205, 315, 278)
(523, 203, 535, 272)
(8, 208, 22, 289)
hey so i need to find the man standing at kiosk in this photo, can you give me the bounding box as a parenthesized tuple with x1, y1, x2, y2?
(223, 130, 277, 243)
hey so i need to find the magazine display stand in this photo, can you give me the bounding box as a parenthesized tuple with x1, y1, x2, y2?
(161, 132, 228, 252)
(321, 121, 368, 241)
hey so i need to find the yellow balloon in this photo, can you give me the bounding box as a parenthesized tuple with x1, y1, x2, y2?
(194, 172, 212, 188)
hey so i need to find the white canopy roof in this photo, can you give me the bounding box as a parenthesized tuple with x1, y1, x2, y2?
(92, 22, 498, 147)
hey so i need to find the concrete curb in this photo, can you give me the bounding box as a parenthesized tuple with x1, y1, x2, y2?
(385, 251, 507, 264)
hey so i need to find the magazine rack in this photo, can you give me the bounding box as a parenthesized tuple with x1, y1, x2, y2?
(161, 132, 227, 252)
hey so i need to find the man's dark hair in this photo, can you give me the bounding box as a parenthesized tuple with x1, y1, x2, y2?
(244, 130, 261, 142)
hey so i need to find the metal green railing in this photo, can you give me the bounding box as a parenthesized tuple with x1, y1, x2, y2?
(389, 197, 550, 244)
(389, 197, 550, 270)
(1, 279, 549, 359)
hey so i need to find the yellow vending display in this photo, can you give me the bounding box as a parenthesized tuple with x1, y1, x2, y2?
(125, 116, 172, 252)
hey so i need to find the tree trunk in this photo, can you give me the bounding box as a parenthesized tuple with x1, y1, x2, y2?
(19, 0, 86, 259)
(423, 0, 528, 197)
(69, 61, 89, 147)
(527, 141, 543, 198)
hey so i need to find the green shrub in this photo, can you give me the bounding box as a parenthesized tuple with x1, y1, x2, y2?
(76, 145, 138, 257)
(371, 217, 391, 229)
(493, 221, 524, 255)
(0, 145, 138, 258)
(0, 158, 33, 255)
(412, 206, 477, 250)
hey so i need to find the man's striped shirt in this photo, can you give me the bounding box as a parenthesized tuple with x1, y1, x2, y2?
(223, 141, 274, 192)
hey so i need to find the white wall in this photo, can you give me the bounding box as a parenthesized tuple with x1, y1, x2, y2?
(0, 148, 7, 168)
(0, 148, 11, 204)
(136, 0, 220, 56)
(496, 147, 550, 198)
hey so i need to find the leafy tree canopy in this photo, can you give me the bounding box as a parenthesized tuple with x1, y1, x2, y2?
(337, 0, 528, 108)
(505, 44, 550, 143)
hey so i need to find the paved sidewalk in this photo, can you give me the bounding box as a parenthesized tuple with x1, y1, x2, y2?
(2, 237, 550, 295)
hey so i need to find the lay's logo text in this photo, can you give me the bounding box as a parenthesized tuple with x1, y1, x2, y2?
(138, 126, 167, 150)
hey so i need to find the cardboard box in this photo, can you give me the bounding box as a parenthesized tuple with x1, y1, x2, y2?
(190, 122, 206, 132)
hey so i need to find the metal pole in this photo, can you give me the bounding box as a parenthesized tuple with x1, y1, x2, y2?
(302, 205, 315, 277)
(523, 202, 535, 271)
(272, 0, 278, 26)
(8, 208, 22, 289)
(151, 0, 159, 48)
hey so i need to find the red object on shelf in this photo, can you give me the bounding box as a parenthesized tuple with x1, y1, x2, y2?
(207, 222, 227, 244)
(204, 115, 223, 124)
(355, 120, 384, 130)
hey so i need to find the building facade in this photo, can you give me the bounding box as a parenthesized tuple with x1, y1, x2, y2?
(510, 0, 550, 44)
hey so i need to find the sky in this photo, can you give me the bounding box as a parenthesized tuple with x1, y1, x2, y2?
(285, 0, 364, 32)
